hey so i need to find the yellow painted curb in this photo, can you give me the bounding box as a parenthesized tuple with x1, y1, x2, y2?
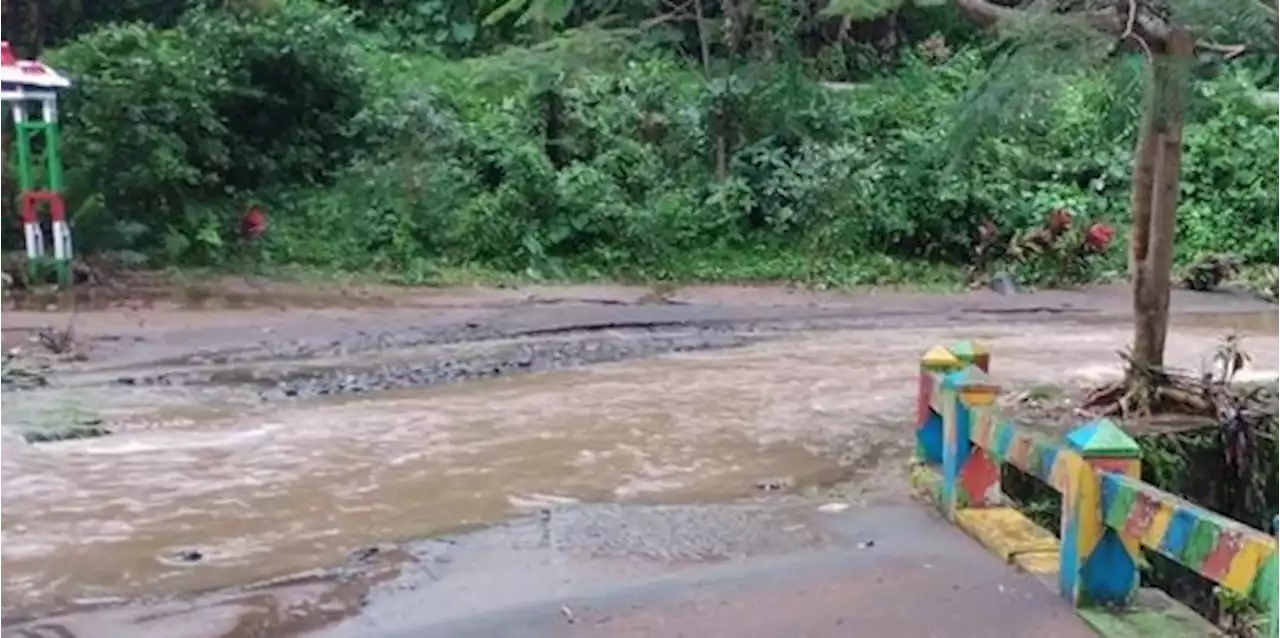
(1012, 549, 1060, 575)
(955, 507, 1061, 563)
(907, 464, 1061, 576)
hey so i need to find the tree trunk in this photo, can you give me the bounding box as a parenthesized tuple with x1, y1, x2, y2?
(1129, 83, 1161, 369)
(27, 0, 44, 56)
(712, 0, 742, 184)
(714, 135, 728, 182)
(1130, 29, 1193, 372)
(1127, 94, 1158, 279)
(693, 0, 712, 75)
(719, 0, 752, 56)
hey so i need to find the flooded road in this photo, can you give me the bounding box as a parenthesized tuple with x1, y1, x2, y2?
(2, 335, 902, 614)
(2, 284, 1276, 635)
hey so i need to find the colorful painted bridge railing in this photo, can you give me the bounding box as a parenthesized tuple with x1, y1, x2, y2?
(913, 341, 1279, 636)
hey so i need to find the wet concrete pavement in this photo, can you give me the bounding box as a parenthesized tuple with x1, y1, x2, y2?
(7, 504, 1098, 638)
(317, 504, 1099, 638)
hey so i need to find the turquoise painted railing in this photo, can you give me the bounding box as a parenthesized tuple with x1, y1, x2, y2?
(914, 341, 1278, 636)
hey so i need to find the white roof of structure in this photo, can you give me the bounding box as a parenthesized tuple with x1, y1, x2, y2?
(0, 41, 71, 89)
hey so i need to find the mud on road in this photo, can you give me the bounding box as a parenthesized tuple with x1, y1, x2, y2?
(1, 281, 1276, 637)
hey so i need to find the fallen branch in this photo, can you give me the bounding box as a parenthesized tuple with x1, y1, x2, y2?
(1197, 40, 1247, 59)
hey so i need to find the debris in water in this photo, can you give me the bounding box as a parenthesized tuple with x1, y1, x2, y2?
(22, 420, 111, 443)
(37, 321, 77, 354)
(508, 493, 580, 509)
(1, 358, 50, 390)
(174, 549, 203, 563)
(817, 502, 850, 513)
(349, 546, 381, 562)
(754, 476, 793, 491)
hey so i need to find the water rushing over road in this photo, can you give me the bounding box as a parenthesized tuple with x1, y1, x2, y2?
(2, 300, 1276, 634)
(2, 334, 904, 616)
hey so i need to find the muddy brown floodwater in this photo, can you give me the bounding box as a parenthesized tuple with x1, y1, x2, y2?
(1, 336, 893, 612)
(1, 283, 1276, 637)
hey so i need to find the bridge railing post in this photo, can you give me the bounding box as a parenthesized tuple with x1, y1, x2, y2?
(947, 339, 990, 373)
(940, 363, 1000, 520)
(916, 344, 963, 465)
(1059, 418, 1142, 607)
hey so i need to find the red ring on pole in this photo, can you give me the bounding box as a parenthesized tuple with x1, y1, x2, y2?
(19, 190, 65, 222)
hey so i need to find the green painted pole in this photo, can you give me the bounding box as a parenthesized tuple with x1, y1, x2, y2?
(43, 122, 64, 191)
(13, 121, 35, 191)
(13, 117, 40, 282)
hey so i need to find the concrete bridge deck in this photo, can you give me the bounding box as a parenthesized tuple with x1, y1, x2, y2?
(315, 504, 1097, 638)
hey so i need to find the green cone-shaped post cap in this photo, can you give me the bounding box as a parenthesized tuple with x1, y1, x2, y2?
(1066, 418, 1140, 458)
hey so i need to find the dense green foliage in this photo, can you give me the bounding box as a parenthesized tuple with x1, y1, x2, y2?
(3, 0, 1277, 285)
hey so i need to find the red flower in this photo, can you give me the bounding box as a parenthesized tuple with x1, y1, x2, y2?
(241, 206, 267, 241)
(1084, 223, 1114, 252)
(1047, 208, 1073, 234)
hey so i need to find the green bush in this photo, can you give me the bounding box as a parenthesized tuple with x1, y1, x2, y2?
(32, 12, 1280, 283)
(180, 1, 368, 189)
(45, 0, 368, 261)
(47, 23, 231, 250)
(1178, 74, 1280, 264)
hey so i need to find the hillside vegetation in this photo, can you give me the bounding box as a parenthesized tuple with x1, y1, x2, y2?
(3, 0, 1276, 287)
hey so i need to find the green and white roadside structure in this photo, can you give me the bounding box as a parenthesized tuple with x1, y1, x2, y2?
(2, 41, 73, 287)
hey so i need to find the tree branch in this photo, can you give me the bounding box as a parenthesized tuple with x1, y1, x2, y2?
(957, 0, 1146, 36)
(953, 0, 1026, 28)
(1115, 0, 1148, 60)
(1196, 41, 1247, 59)
(952, 0, 1172, 47)
(1259, 0, 1279, 21)
(953, 0, 1255, 59)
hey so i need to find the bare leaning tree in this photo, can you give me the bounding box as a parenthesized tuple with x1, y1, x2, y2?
(832, 0, 1274, 415)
